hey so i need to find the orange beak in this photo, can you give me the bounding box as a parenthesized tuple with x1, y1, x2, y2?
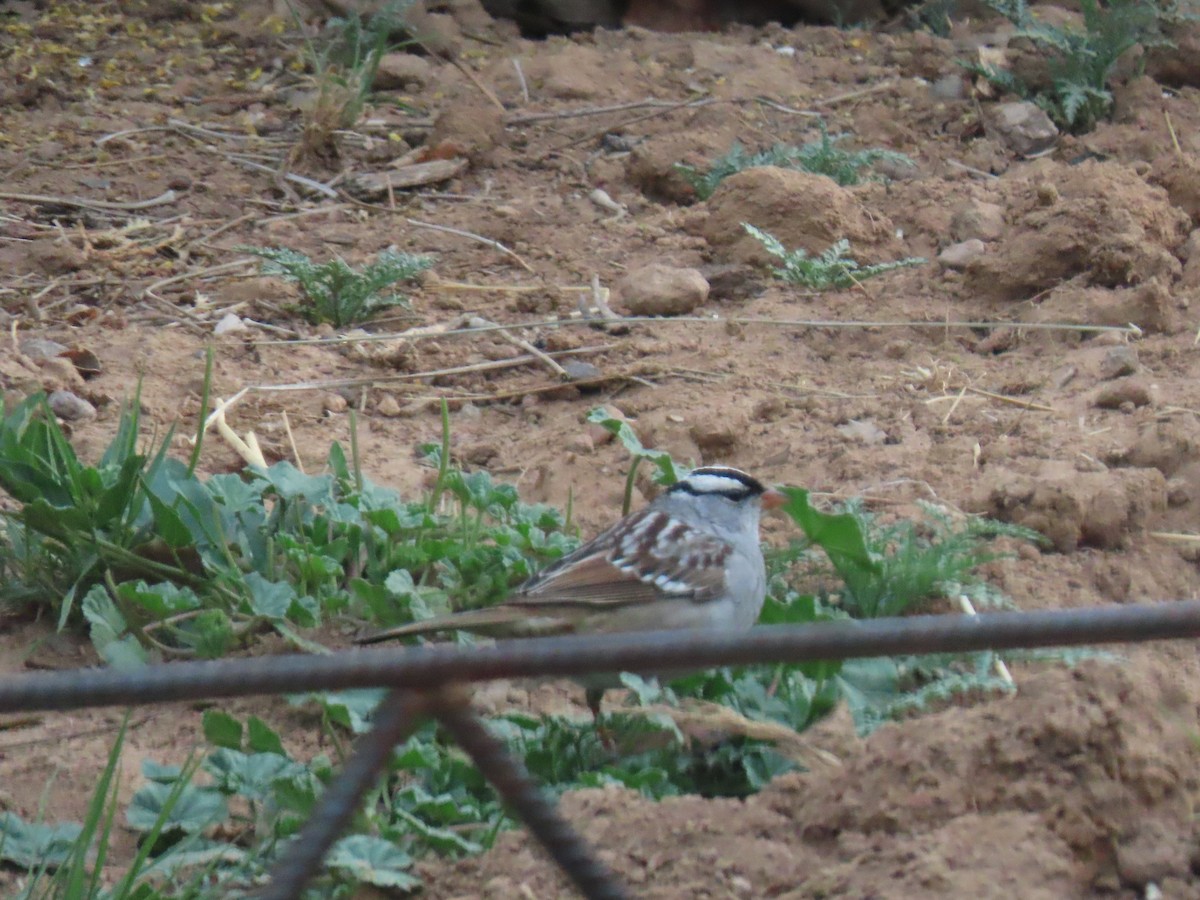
(761, 487, 787, 511)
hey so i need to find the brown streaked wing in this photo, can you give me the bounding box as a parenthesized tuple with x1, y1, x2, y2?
(509, 509, 732, 611)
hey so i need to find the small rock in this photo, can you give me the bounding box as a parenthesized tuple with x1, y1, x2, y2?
(949, 201, 1005, 242)
(1166, 476, 1191, 507)
(373, 52, 433, 91)
(985, 101, 1059, 158)
(47, 389, 96, 421)
(689, 418, 740, 455)
(836, 419, 888, 445)
(214, 312, 247, 335)
(937, 239, 986, 271)
(563, 360, 602, 381)
(375, 394, 402, 417)
(322, 393, 348, 413)
(617, 265, 709, 316)
(567, 432, 594, 454)
(930, 74, 965, 101)
(19, 338, 68, 359)
(1094, 377, 1152, 409)
(1099, 345, 1139, 380)
(462, 443, 498, 465)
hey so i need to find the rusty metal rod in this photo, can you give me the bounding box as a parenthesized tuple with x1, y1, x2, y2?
(1, 602, 1199, 713)
(433, 694, 630, 900)
(258, 690, 426, 900)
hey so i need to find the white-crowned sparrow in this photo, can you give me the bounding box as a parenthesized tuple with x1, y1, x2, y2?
(356, 465, 785, 715)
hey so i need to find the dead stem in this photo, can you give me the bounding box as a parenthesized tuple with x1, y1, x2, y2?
(405, 217, 535, 272)
(0, 189, 179, 212)
(254, 315, 1138, 348)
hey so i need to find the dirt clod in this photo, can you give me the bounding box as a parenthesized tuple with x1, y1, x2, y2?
(700, 167, 899, 266)
(1093, 377, 1153, 409)
(616, 264, 709, 316)
(970, 462, 1166, 552)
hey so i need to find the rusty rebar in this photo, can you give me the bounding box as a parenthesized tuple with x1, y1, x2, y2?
(258, 690, 426, 900)
(432, 691, 630, 900)
(1, 602, 1199, 714)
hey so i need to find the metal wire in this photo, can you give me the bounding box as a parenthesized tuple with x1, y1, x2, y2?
(258, 690, 426, 900)
(433, 695, 631, 900)
(1, 602, 1198, 714)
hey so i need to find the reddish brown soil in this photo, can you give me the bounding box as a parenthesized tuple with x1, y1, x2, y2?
(3, 1, 1200, 897)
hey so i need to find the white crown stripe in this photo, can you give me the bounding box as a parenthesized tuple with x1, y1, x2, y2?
(680, 473, 753, 494)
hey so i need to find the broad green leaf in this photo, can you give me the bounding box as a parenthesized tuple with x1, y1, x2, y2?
(204, 749, 305, 801)
(0, 812, 82, 869)
(778, 487, 877, 574)
(384, 809, 482, 855)
(287, 689, 386, 735)
(243, 572, 296, 620)
(115, 581, 200, 618)
(142, 760, 183, 783)
(143, 484, 193, 549)
(262, 461, 335, 503)
(326, 835, 420, 889)
(94, 454, 147, 529)
(183, 609, 234, 659)
(202, 710, 243, 750)
(126, 782, 227, 833)
(246, 716, 286, 756)
(100, 635, 150, 669)
(83, 585, 147, 668)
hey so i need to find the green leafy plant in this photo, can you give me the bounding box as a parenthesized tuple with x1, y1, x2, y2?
(809, 498, 1045, 619)
(290, 0, 415, 155)
(242, 246, 432, 327)
(0, 393, 573, 665)
(676, 122, 913, 200)
(0, 714, 218, 900)
(965, 0, 1180, 132)
(585, 407, 686, 514)
(743, 224, 925, 289)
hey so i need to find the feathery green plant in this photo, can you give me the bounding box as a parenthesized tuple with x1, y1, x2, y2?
(965, 0, 1181, 132)
(743, 224, 925, 290)
(242, 246, 432, 327)
(677, 122, 913, 200)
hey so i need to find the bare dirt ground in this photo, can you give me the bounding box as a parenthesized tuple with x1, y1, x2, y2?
(3, 0, 1200, 896)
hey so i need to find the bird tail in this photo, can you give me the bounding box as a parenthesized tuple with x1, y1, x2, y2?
(354, 606, 558, 645)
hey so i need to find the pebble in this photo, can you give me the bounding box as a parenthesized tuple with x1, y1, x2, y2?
(567, 432, 594, 454)
(19, 338, 68, 359)
(1094, 377, 1152, 409)
(213, 312, 247, 335)
(373, 52, 433, 90)
(48, 389, 96, 421)
(986, 101, 1059, 157)
(930, 74, 966, 100)
(322, 393, 348, 413)
(949, 201, 1005, 242)
(937, 239, 986, 270)
(617, 265, 709, 316)
(563, 360, 602, 381)
(1099, 345, 1139, 380)
(375, 394, 402, 417)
